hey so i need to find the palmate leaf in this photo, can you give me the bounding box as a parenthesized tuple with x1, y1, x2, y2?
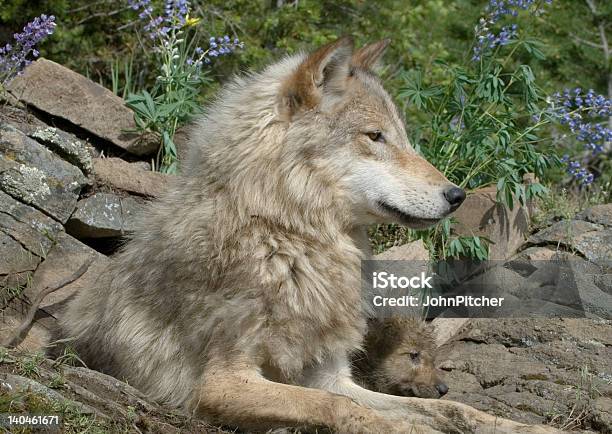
(399, 69, 444, 110)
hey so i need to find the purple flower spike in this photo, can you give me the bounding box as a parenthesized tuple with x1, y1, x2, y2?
(1, 14, 56, 85)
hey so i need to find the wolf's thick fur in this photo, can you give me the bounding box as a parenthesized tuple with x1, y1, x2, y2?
(354, 318, 448, 399)
(60, 38, 555, 433)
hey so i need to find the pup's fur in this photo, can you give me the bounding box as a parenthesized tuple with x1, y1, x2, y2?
(353, 318, 448, 399)
(59, 38, 550, 432)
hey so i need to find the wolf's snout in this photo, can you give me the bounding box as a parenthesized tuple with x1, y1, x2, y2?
(436, 382, 449, 397)
(443, 186, 466, 211)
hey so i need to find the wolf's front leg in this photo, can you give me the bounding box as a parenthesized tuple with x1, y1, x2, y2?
(191, 358, 432, 433)
(301, 353, 561, 433)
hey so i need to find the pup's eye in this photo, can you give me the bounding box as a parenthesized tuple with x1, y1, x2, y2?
(408, 351, 420, 362)
(366, 131, 385, 143)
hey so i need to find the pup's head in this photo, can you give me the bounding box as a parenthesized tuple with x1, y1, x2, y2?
(364, 318, 448, 399)
(279, 37, 465, 228)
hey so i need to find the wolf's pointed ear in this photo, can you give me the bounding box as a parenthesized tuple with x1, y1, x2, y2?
(352, 39, 390, 71)
(280, 36, 354, 119)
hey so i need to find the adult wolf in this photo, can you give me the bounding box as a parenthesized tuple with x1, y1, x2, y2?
(60, 38, 554, 433)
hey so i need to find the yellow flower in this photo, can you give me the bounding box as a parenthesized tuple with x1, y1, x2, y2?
(185, 16, 201, 27)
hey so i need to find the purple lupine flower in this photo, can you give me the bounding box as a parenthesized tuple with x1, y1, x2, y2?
(565, 160, 594, 185)
(472, 0, 552, 61)
(201, 35, 243, 63)
(164, 0, 189, 26)
(549, 88, 611, 185)
(0, 14, 56, 85)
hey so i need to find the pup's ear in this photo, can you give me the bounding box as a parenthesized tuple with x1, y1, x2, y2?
(352, 39, 390, 71)
(280, 36, 354, 119)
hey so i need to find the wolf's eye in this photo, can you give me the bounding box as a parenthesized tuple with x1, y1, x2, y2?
(366, 131, 385, 143)
(408, 351, 420, 362)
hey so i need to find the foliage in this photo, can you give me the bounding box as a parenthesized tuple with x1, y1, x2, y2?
(0, 0, 609, 257)
(0, 14, 56, 89)
(395, 0, 560, 259)
(124, 0, 242, 173)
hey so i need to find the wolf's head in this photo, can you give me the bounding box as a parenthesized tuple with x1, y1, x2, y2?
(279, 37, 465, 228)
(364, 318, 448, 399)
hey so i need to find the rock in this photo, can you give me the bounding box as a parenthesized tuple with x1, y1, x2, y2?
(439, 318, 612, 429)
(29, 126, 94, 175)
(7, 59, 157, 156)
(0, 299, 56, 352)
(0, 351, 223, 433)
(528, 220, 611, 268)
(374, 239, 428, 261)
(24, 231, 109, 316)
(93, 157, 167, 197)
(513, 246, 559, 261)
(0, 232, 40, 287)
(0, 190, 63, 287)
(577, 203, 612, 227)
(432, 318, 471, 347)
(65, 193, 143, 239)
(572, 229, 612, 268)
(592, 397, 612, 433)
(0, 123, 88, 223)
(528, 219, 602, 246)
(452, 186, 530, 260)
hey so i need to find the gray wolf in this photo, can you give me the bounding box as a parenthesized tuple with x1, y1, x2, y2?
(59, 37, 555, 433)
(353, 317, 448, 399)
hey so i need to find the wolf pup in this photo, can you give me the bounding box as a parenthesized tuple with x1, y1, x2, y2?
(353, 318, 448, 399)
(60, 38, 553, 433)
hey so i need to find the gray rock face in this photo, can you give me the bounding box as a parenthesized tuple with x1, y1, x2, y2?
(29, 126, 94, 175)
(0, 123, 88, 223)
(528, 219, 603, 245)
(440, 318, 612, 431)
(7, 58, 157, 156)
(572, 229, 612, 268)
(66, 193, 143, 238)
(528, 219, 611, 268)
(577, 203, 612, 227)
(24, 231, 109, 316)
(0, 190, 63, 287)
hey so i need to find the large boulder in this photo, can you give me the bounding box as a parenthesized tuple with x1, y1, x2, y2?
(7, 59, 157, 156)
(452, 186, 530, 260)
(65, 193, 143, 239)
(0, 123, 89, 223)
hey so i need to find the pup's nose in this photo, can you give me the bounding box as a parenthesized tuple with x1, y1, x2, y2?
(436, 383, 449, 396)
(443, 186, 466, 210)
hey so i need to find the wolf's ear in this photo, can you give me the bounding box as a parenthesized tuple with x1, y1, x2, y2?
(352, 39, 390, 71)
(280, 36, 354, 119)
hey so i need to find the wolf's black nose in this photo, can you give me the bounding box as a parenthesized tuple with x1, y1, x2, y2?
(436, 383, 449, 396)
(444, 187, 466, 210)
